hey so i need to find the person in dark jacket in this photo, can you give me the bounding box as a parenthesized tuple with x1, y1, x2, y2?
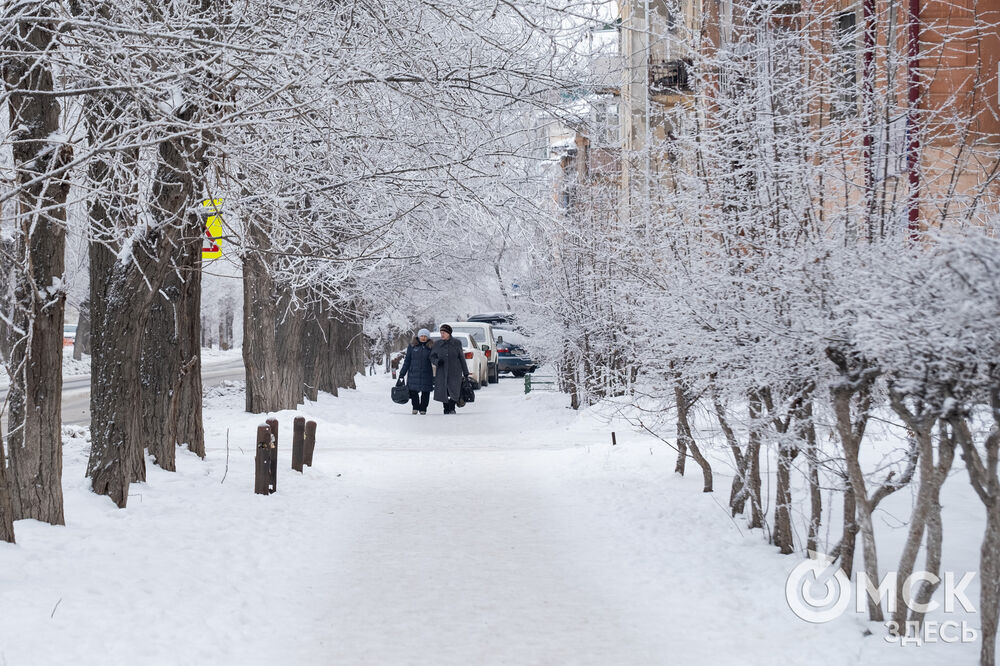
(398, 328, 434, 414)
(429, 323, 469, 414)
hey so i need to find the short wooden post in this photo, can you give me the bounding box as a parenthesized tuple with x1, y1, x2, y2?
(265, 418, 279, 490)
(611, 431, 617, 446)
(254, 425, 276, 495)
(303, 420, 317, 467)
(291, 417, 305, 472)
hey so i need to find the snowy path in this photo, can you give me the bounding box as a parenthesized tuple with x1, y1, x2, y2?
(0, 374, 972, 664)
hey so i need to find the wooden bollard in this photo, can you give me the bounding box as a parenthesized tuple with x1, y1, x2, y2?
(265, 418, 279, 490)
(291, 417, 305, 472)
(254, 424, 276, 495)
(303, 420, 317, 467)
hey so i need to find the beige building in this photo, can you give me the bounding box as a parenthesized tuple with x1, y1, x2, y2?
(618, 0, 1000, 231)
(618, 0, 699, 223)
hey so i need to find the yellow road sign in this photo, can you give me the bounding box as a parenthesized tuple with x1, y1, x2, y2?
(202, 198, 223, 260)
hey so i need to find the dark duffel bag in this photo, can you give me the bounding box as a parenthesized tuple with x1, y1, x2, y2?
(459, 376, 475, 405)
(391, 381, 410, 404)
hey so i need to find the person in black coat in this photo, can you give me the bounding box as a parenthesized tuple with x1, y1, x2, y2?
(429, 323, 469, 414)
(398, 328, 434, 414)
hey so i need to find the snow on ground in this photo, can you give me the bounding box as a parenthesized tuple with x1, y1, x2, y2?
(200, 346, 244, 365)
(1, 346, 241, 388)
(0, 373, 985, 665)
(0, 347, 91, 387)
(61, 349, 91, 377)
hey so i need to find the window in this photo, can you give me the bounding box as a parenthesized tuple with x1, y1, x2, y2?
(834, 11, 858, 117)
(592, 101, 619, 146)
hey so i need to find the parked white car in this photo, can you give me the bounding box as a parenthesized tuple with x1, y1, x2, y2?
(428, 332, 489, 389)
(440, 321, 499, 384)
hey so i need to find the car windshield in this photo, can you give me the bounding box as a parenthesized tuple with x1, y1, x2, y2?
(449, 326, 490, 343)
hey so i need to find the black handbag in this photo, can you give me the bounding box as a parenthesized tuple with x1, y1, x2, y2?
(391, 380, 410, 404)
(459, 376, 475, 405)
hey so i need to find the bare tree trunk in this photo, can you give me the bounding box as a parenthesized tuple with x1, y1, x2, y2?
(674, 436, 687, 475)
(351, 318, 365, 381)
(301, 302, 323, 402)
(828, 347, 883, 621)
(687, 441, 713, 493)
(773, 442, 796, 554)
(314, 309, 365, 396)
(139, 230, 204, 469)
(907, 421, 954, 627)
(242, 222, 282, 414)
(759, 386, 804, 554)
(565, 359, 580, 410)
(889, 439, 927, 627)
(0, 433, 15, 543)
(839, 483, 858, 576)
(746, 392, 764, 529)
(949, 397, 1000, 666)
(0, 234, 12, 364)
(980, 506, 1000, 666)
(317, 314, 341, 397)
(87, 108, 204, 506)
(275, 292, 305, 406)
(81, 85, 141, 502)
(729, 460, 747, 515)
(494, 261, 512, 311)
(713, 393, 748, 516)
(673, 380, 711, 491)
(829, 439, 918, 581)
(4, 4, 72, 524)
(798, 398, 823, 553)
(173, 228, 204, 458)
(834, 395, 882, 620)
(329, 318, 356, 390)
(242, 274, 304, 411)
(89, 283, 150, 500)
(73, 299, 90, 360)
(142, 285, 182, 470)
(887, 392, 955, 630)
(222, 298, 234, 350)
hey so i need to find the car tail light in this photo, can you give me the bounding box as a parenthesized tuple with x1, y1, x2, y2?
(484, 349, 491, 358)
(497, 347, 509, 354)
(464, 352, 473, 359)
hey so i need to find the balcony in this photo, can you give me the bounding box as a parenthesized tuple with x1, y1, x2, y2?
(649, 58, 692, 96)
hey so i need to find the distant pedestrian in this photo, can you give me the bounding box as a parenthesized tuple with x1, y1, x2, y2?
(397, 328, 434, 414)
(429, 324, 468, 414)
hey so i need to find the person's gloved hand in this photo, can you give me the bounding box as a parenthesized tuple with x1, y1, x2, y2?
(396, 378, 404, 386)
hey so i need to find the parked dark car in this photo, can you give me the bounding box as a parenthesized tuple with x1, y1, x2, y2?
(494, 328, 536, 377)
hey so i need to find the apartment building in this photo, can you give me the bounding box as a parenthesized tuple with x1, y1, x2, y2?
(619, 0, 1000, 231)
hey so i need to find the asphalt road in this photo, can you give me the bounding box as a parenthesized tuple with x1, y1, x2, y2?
(2, 358, 245, 427)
